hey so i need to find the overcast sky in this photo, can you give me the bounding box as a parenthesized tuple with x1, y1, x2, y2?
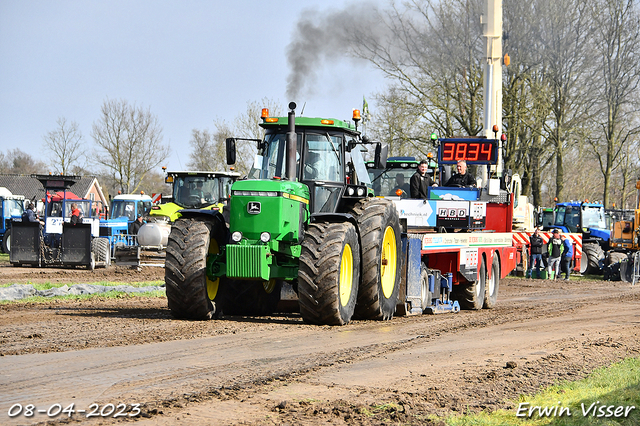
(0, 0, 386, 172)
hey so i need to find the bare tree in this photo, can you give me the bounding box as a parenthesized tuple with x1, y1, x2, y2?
(586, 0, 640, 207)
(188, 98, 283, 176)
(42, 117, 84, 175)
(92, 99, 169, 194)
(186, 127, 229, 171)
(353, 0, 485, 147)
(0, 148, 47, 174)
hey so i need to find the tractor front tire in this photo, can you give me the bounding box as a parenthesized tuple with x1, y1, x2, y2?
(2, 228, 11, 254)
(583, 242, 605, 274)
(165, 218, 225, 320)
(350, 198, 401, 320)
(298, 222, 360, 325)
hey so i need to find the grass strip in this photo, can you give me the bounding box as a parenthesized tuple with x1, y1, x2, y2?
(446, 357, 640, 426)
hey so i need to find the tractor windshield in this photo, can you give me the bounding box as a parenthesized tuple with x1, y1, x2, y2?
(4, 199, 24, 217)
(582, 206, 606, 230)
(367, 165, 416, 197)
(249, 131, 345, 183)
(541, 210, 555, 229)
(554, 206, 581, 233)
(248, 132, 301, 180)
(173, 176, 220, 208)
(110, 200, 151, 220)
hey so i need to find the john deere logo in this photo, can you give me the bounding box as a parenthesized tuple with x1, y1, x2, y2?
(247, 202, 261, 214)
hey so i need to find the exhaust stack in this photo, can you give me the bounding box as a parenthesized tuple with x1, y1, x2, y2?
(286, 102, 297, 181)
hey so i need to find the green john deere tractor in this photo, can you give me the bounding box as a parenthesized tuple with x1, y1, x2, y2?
(164, 102, 401, 325)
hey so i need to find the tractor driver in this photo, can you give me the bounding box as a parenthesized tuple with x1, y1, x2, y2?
(445, 160, 476, 187)
(391, 173, 410, 197)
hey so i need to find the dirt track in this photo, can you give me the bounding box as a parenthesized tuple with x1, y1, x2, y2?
(1, 264, 639, 425)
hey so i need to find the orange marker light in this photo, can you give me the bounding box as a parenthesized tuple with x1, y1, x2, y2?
(320, 119, 334, 125)
(492, 124, 499, 132)
(353, 109, 361, 121)
(395, 189, 403, 196)
(261, 108, 269, 118)
(265, 117, 279, 123)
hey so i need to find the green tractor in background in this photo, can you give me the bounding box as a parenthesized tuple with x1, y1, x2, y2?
(165, 102, 401, 325)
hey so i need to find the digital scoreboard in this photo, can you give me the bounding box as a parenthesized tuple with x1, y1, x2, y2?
(438, 138, 498, 165)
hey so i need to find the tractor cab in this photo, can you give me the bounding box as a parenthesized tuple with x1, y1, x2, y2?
(150, 171, 240, 222)
(365, 156, 438, 198)
(554, 202, 608, 240)
(240, 106, 375, 214)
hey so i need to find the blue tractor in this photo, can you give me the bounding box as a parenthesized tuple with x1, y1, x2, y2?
(0, 187, 25, 254)
(548, 201, 609, 274)
(99, 194, 154, 255)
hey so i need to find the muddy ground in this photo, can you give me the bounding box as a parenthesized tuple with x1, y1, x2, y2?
(1, 263, 639, 425)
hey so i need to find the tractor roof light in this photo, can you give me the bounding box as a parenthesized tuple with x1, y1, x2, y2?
(501, 134, 507, 141)
(261, 108, 269, 119)
(353, 109, 361, 122)
(231, 231, 243, 242)
(320, 119, 334, 125)
(265, 117, 279, 123)
(260, 232, 271, 243)
(492, 124, 499, 133)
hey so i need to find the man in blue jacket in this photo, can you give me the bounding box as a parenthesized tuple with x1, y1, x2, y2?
(560, 234, 574, 280)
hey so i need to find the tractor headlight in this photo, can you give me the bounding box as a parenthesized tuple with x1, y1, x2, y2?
(260, 232, 271, 243)
(347, 187, 355, 196)
(231, 231, 243, 242)
(357, 187, 365, 196)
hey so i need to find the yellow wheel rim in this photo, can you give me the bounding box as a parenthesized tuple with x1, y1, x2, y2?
(381, 226, 397, 298)
(339, 243, 354, 307)
(206, 238, 220, 300)
(263, 279, 277, 294)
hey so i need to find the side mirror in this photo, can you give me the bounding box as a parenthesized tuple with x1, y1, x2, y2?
(374, 143, 388, 169)
(226, 138, 236, 165)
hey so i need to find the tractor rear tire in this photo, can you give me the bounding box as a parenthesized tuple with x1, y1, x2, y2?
(583, 242, 605, 274)
(484, 254, 500, 309)
(454, 257, 486, 310)
(218, 279, 282, 316)
(165, 218, 226, 320)
(349, 198, 401, 320)
(2, 228, 11, 254)
(298, 222, 360, 325)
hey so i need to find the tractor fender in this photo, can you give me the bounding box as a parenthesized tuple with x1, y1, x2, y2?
(310, 212, 357, 228)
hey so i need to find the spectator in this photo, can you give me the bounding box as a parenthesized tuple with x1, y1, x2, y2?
(547, 229, 563, 279)
(410, 160, 437, 199)
(129, 214, 145, 235)
(528, 228, 545, 276)
(445, 160, 476, 187)
(560, 234, 574, 280)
